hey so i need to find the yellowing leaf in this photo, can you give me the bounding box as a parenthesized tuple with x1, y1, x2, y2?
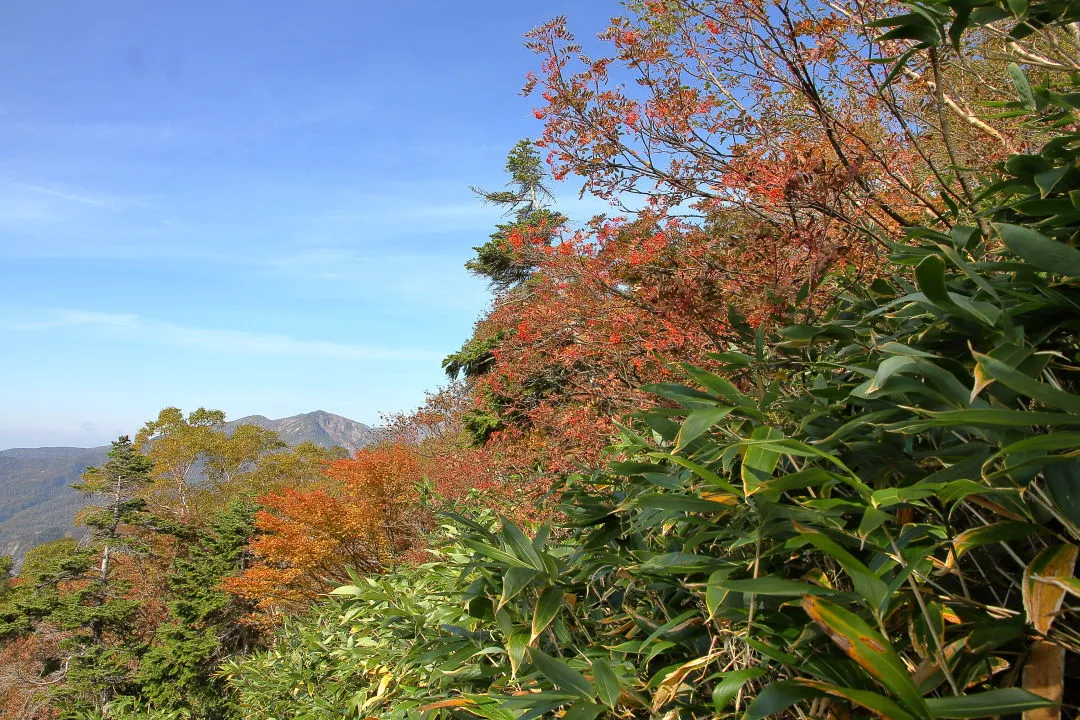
(418, 698, 477, 711)
(1023, 544, 1078, 634)
(699, 491, 738, 505)
(802, 596, 930, 719)
(652, 654, 715, 710)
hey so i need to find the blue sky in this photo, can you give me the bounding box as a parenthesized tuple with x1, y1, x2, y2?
(0, 1, 618, 448)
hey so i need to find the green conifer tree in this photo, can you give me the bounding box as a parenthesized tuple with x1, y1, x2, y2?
(445, 141, 568, 445)
(136, 502, 259, 719)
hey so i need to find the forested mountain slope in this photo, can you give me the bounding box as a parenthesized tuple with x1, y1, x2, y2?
(0, 411, 374, 565)
(0, 446, 107, 563)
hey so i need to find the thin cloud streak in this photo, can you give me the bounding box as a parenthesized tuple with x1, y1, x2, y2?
(4, 310, 441, 362)
(12, 182, 116, 208)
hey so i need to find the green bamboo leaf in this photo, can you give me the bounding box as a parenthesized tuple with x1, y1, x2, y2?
(444, 510, 500, 542)
(755, 467, 840, 499)
(641, 412, 681, 442)
(709, 576, 834, 596)
(641, 383, 719, 408)
(859, 506, 891, 538)
(1044, 460, 1080, 526)
(871, 486, 938, 508)
(995, 222, 1080, 277)
(675, 407, 735, 451)
(735, 437, 872, 497)
(1009, 433, 1080, 457)
(456, 694, 523, 720)
(908, 408, 1080, 427)
(462, 539, 536, 570)
(637, 609, 699, 652)
(972, 352, 1080, 413)
(1035, 165, 1070, 197)
(1008, 63, 1035, 108)
(796, 679, 919, 720)
(877, 15, 941, 45)
(612, 420, 653, 451)
(532, 523, 552, 551)
(953, 521, 1040, 559)
(634, 493, 738, 514)
(532, 586, 564, 641)
(925, 688, 1056, 718)
(637, 552, 725, 576)
(741, 426, 785, 490)
(965, 616, 1025, 653)
(507, 630, 530, 677)
(1006, 0, 1028, 15)
(679, 362, 753, 407)
(802, 532, 890, 612)
(802, 596, 930, 719)
(983, 435, 1080, 489)
(819, 409, 905, 443)
(745, 679, 822, 720)
(869, 355, 921, 393)
(879, 47, 923, 87)
(706, 568, 732, 618)
(647, 453, 741, 495)
(590, 658, 621, 708)
(561, 700, 605, 720)
(500, 517, 545, 571)
(777, 324, 823, 346)
(712, 668, 766, 712)
(500, 566, 540, 610)
(530, 648, 594, 700)
(485, 696, 562, 717)
(879, 342, 938, 358)
(708, 349, 754, 366)
(915, 254, 952, 306)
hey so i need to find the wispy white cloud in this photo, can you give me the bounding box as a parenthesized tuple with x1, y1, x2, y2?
(12, 182, 118, 208)
(0, 180, 152, 237)
(3, 310, 441, 362)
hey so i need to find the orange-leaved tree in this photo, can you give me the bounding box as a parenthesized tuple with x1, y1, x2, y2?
(525, 1, 1037, 238)
(381, 385, 551, 524)
(223, 443, 426, 618)
(448, 147, 839, 475)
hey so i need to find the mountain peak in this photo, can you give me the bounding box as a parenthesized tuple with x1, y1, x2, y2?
(223, 411, 377, 454)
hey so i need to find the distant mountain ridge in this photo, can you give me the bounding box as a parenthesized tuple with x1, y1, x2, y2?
(0, 411, 376, 566)
(224, 410, 378, 454)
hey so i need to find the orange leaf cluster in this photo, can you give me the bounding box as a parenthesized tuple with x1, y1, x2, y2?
(223, 443, 432, 618)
